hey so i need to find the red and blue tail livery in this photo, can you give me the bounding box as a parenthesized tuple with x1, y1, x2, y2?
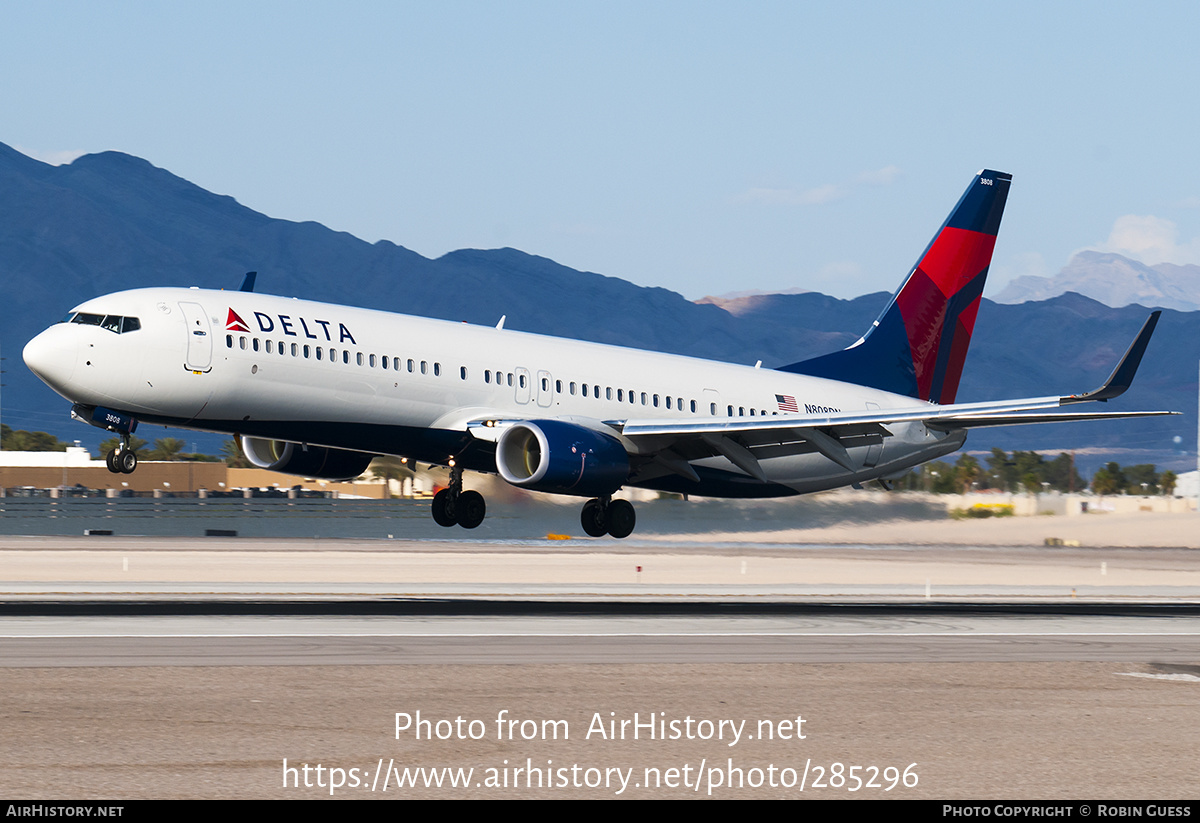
(781, 169, 1011, 405)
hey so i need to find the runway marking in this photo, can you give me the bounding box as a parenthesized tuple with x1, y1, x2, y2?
(1118, 672, 1200, 682)
(4, 631, 1200, 639)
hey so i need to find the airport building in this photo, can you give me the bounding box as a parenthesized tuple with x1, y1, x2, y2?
(0, 447, 419, 498)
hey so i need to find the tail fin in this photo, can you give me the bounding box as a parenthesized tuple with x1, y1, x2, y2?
(779, 169, 1012, 404)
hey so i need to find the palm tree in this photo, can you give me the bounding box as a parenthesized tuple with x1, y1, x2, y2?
(146, 438, 187, 461)
(221, 439, 253, 468)
(1161, 470, 1177, 496)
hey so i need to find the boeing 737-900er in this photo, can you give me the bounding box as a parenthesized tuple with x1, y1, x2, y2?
(23, 169, 1173, 537)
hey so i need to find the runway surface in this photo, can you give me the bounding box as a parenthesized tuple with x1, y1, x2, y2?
(3, 532, 1199, 798)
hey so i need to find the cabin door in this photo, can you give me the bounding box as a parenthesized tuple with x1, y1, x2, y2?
(179, 302, 212, 372)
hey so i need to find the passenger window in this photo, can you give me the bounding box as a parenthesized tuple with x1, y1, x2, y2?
(266, 340, 273, 354)
(421, 361, 428, 374)
(226, 334, 233, 348)
(316, 347, 323, 361)
(357, 352, 364, 366)
(461, 366, 467, 380)
(239, 337, 247, 350)
(369, 354, 377, 368)
(252, 338, 260, 352)
(291, 343, 298, 357)
(303, 345, 310, 358)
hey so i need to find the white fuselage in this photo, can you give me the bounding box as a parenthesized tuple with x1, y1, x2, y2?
(23, 287, 964, 496)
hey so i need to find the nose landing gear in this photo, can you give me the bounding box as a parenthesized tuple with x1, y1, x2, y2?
(581, 496, 636, 539)
(73, 405, 140, 475)
(430, 465, 486, 529)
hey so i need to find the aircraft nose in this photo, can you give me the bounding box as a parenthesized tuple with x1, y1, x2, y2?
(23, 327, 78, 395)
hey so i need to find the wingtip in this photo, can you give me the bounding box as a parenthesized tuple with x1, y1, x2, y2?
(1062, 311, 1161, 404)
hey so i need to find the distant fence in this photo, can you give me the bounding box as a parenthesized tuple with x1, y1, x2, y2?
(0, 496, 440, 538)
(1, 486, 336, 499)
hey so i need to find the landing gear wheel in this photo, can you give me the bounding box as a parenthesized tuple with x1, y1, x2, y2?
(432, 489, 457, 527)
(457, 490, 486, 529)
(118, 450, 137, 474)
(106, 449, 120, 474)
(606, 499, 636, 539)
(581, 498, 608, 537)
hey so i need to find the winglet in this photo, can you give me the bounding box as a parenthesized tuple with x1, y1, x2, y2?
(1062, 311, 1160, 404)
(239, 271, 258, 293)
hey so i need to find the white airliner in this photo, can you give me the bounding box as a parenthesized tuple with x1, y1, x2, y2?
(23, 170, 1171, 537)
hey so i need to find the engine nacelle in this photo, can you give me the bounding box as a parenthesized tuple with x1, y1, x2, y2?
(240, 436, 373, 481)
(495, 420, 629, 497)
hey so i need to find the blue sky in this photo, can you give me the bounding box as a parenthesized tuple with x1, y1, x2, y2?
(5, 1, 1200, 300)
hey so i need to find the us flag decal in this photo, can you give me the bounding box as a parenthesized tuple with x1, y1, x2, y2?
(775, 394, 798, 412)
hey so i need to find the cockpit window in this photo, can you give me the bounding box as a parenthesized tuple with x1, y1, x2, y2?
(65, 313, 141, 333)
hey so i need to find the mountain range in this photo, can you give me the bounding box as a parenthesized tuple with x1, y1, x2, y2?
(996, 250, 1200, 312)
(0, 142, 1194, 471)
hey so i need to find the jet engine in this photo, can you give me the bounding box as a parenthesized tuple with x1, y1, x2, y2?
(495, 420, 629, 497)
(239, 436, 373, 481)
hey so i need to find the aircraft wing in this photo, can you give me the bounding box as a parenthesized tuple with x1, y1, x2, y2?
(609, 311, 1174, 479)
(611, 402, 1173, 477)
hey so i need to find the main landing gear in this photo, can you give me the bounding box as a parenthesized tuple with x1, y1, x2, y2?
(431, 466, 486, 530)
(105, 439, 138, 475)
(581, 496, 636, 539)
